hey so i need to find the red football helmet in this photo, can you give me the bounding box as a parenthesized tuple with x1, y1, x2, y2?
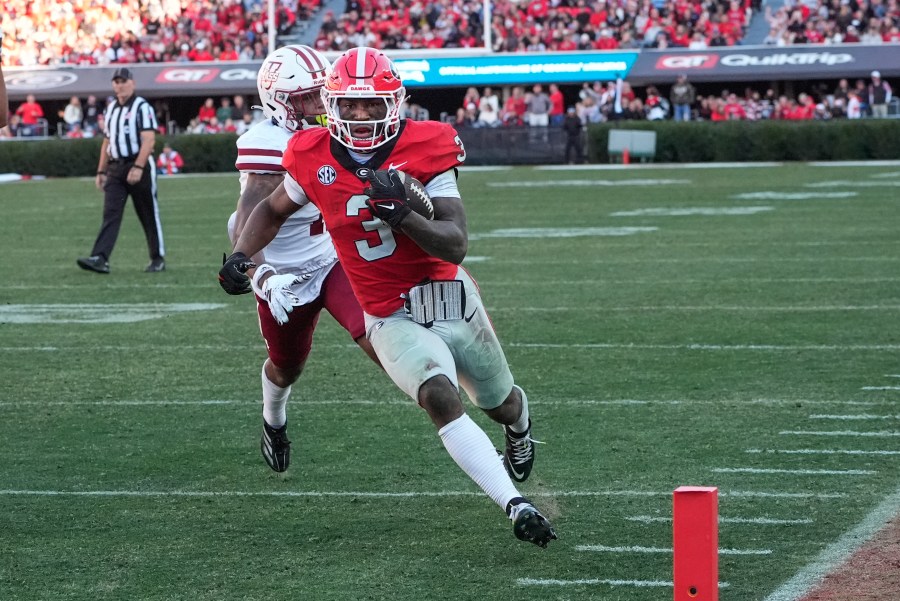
(321, 47, 406, 150)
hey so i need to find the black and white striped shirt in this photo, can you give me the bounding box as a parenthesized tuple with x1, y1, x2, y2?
(103, 95, 157, 160)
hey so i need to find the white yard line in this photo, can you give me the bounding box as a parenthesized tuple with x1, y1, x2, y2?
(763, 484, 900, 601)
(781, 430, 900, 437)
(533, 162, 784, 170)
(576, 544, 772, 555)
(747, 448, 900, 456)
(0, 398, 891, 409)
(520, 577, 732, 588)
(626, 515, 813, 525)
(712, 467, 875, 475)
(496, 305, 900, 312)
(861, 386, 900, 391)
(11, 275, 900, 290)
(809, 414, 899, 420)
(0, 488, 847, 500)
(5, 342, 900, 352)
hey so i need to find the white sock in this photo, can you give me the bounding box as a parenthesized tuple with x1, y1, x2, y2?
(261, 363, 291, 427)
(509, 385, 530, 434)
(438, 414, 521, 511)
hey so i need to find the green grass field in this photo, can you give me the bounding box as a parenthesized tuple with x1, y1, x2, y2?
(1, 163, 899, 601)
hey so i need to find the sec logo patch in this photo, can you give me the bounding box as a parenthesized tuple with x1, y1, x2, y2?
(317, 165, 337, 185)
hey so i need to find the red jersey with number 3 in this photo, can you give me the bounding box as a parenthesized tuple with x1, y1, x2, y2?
(283, 120, 466, 317)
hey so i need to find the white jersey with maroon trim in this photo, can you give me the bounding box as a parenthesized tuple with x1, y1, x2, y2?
(234, 119, 337, 278)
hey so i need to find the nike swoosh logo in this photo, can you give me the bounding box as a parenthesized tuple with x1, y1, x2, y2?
(379, 203, 396, 210)
(388, 161, 408, 171)
(507, 457, 527, 480)
(464, 310, 477, 322)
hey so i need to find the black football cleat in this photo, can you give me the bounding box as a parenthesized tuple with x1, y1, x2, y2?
(261, 421, 291, 472)
(77, 255, 110, 274)
(502, 420, 536, 483)
(145, 258, 166, 272)
(509, 500, 558, 548)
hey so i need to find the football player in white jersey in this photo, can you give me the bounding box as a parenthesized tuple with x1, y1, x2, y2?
(227, 44, 379, 472)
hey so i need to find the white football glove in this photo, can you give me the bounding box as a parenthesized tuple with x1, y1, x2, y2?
(251, 265, 308, 326)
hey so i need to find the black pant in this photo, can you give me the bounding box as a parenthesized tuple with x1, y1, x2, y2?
(565, 136, 584, 164)
(91, 159, 164, 261)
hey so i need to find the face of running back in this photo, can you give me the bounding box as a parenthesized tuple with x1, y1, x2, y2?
(337, 97, 387, 139)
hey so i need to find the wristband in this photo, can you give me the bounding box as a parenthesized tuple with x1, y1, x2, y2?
(97, 171, 106, 175)
(251, 263, 277, 297)
(132, 164, 145, 170)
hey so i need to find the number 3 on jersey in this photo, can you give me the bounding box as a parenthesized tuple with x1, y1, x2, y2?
(347, 194, 396, 261)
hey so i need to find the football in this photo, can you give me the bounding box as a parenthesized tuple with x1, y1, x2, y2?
(396, 171, 434, 220)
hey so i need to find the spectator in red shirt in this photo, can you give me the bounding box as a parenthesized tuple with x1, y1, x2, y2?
(157, 143, 184, 175)
(197, 98, 216, 124)
(14, 94, 45, 136)
(595, 27, 619, 49)
(188, 41, 214, 61)
(219, 40, 240, 61)
(548, 83, 565, 126)
(502, 86, 527, 126)
(722, 93, 747, 120)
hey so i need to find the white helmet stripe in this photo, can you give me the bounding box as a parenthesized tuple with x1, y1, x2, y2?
(289, 45, 326, 79)
(355, 47, 367, 85)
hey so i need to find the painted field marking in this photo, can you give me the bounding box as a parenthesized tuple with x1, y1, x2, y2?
(626, 515, 813, 525)
(497, 304, 900, 312)
(519, 577, 733, 589)
(807, 160, 900, 167)
(487, 178, 691, 187)
(781, 430, 900, 437)
(5, 342, 900, 352)
(0, 303, 225, 324)
(0, 398, 891, 409)
(712, 467, 875, 475)
(7, 276, 900, 291)
(747, 448, 900, 456)
(763, 484, 900, 601)
(533, 162, 783, 170)
(805, 179, 900, 188)
(732, 192, 857, 200)
(610, 206, 774, 217)
(723, 491, 847, 499)
(468, 226, 657, 239)
(508, 343, 900, 351)
(861, 386, 900, 391)
(887, 374, 900, 378)
(809, 414, 900, 420)
(0, 488, 847, 500)
(576, 544, 772, 555)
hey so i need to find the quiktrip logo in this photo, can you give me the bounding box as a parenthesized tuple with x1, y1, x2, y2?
(721, 52, 853, 67)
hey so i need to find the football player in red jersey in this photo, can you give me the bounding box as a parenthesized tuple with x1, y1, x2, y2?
(220, 47, 556, 548)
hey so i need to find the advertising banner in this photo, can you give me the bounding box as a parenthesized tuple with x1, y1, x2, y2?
(628, 45, 900, 84)
(3, 45, 897, 102)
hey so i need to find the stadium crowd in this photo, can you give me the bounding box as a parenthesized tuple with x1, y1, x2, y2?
(2, 0, 899, 68)
(0, 0, 315, 67)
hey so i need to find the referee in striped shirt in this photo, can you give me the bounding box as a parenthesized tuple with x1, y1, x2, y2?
(77, 67, 166, 273)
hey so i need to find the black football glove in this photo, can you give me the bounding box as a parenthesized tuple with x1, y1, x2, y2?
(218, 251, 256, 295)
(363, 168, 411, 228)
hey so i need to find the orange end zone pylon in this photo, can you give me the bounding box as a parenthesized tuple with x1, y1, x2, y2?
(673, 486, 718, 601)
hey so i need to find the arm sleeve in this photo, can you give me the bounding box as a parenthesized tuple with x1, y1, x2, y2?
(424, 169, 460, 199)
(283, 172, 310, 207)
